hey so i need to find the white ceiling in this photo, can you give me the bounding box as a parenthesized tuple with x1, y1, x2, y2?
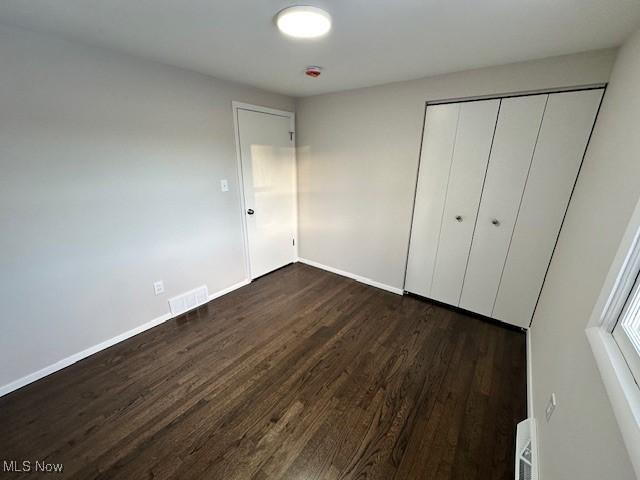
(1, 0, 639, 97)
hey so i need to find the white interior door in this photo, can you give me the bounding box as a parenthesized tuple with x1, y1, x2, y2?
(236, 107, 296, 279)
(492, 89, 604, 327)
(459, 94, 548, 316)
(405, 104, 460, 297)
(430, 99, 500, 305)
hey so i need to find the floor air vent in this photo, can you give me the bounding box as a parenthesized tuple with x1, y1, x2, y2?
(169, 285, 209, 316)
(515, 418, 538, 480)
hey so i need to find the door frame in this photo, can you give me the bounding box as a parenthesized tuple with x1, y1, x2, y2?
(231, 101, 297, 281)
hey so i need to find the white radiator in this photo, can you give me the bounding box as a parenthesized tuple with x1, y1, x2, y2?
(515, 418, 538, 480)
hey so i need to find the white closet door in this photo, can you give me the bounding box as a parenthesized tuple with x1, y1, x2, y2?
(459, 95, 547, 316)
(493, 89, 603, 327)
(405, 104, 459, 296)
(430, 99, 500, 305)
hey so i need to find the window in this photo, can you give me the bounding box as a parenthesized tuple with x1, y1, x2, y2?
(613, 271, 640, 384)
(586, 205, 640, 477)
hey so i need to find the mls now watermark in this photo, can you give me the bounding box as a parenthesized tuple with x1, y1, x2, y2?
(3, 460, 64, 473)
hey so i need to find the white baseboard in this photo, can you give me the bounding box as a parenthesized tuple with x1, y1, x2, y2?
(0, 278, 250, 398)
(527, 329, 534, 418)
(520, 333, 539, 480)
(297, 257, 404, 295)
(209, 279, 250, 301)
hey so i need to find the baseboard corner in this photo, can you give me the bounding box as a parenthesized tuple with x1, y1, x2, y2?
(297, 257, 404, 295)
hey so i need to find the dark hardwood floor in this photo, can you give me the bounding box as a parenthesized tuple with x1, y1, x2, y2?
(0, 263, 526, 479)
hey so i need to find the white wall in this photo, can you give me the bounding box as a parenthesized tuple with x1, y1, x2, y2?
(529, 28, 640, 480)
(295, 49, 616, 291)
(0, 24, 293, 391)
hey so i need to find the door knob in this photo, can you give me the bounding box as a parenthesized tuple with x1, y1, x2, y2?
(491, 218, 500, 226)
(455, 215, 463, 222)
(247, 209, 254, 215)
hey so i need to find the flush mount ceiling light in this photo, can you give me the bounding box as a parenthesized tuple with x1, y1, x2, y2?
(276, 6, 331, 39)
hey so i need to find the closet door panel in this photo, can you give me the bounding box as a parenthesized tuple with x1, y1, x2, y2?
(459, 95, 547, 316)
(431, 99, 500, 305)
(493, 89, 604, 327)
(405, 104, 459, 296)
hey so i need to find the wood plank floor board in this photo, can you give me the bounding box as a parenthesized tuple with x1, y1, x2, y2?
(0, 263, 526, 479)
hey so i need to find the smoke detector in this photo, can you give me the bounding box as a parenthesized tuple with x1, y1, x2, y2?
(305, 66, 322, 78)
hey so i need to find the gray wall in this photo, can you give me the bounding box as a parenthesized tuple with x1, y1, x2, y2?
(295, 49, 616, 290)
(530, 28, 640, 480)
(0, 24, 293, 390)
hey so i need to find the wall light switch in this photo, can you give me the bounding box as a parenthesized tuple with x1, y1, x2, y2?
(545, 393, 557, 422)
(220, 179, 229, 192)
(154, 281, 164, 296)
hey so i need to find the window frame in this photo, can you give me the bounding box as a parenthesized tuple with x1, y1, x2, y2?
(587, 198, 640, 477)
(612, 270, 640, 384)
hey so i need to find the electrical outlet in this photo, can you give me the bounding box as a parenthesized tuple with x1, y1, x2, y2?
(153, 281, 164, 296)
(545, 393, 557, 422)
(220, 179, 229, 192)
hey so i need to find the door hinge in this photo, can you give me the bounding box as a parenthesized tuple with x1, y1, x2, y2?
(289, 131, 294, 141)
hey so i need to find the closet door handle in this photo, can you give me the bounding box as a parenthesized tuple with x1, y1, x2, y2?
(455, 215, 463, 222)
(491, 218, 500, 226)
(247, 209, 255, 215)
